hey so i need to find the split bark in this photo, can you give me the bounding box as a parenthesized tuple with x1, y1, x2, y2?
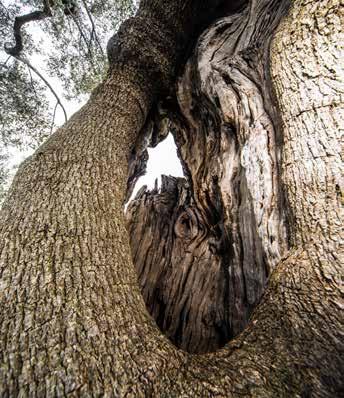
(127, 0, 290, 354)
(0, 0, 343, 396)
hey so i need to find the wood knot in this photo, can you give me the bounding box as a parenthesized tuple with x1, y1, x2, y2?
(174, 209, 199, 240)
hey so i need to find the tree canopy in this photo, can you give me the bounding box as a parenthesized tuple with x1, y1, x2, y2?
(0, 0, 136, 201)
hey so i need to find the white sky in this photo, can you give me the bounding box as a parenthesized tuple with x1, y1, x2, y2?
(8, 131, 184, 203)
(3, 6, 184, 199)
(6, 83, 184, 202)
(128, 133, 184, 203)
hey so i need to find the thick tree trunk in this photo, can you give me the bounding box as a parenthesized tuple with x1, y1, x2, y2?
(1, 1, 343, 397)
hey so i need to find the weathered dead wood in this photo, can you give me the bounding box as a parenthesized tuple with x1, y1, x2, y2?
(127, 0, 290, 353)
(127, 176, 231, 353)
(1, 0, 342, 395)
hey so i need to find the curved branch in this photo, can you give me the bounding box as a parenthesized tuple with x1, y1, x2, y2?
(67, 10, 98, 73)
(4, 0, 52, 57)
(80, 0, 105, 57)
(15, 55, 67, 123)
(0, 0, 341, 396)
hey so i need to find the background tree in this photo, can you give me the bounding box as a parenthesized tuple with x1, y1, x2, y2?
(0, 0, 343, 396)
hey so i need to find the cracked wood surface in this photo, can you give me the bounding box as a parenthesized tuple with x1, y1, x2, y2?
(127, 0, 290, 354)
(0, 0, 343, 396)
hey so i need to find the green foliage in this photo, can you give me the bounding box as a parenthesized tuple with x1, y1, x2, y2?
(0, 0, 136, 204)
(41, 0, 136, 99)
(0, 59, 52, 148)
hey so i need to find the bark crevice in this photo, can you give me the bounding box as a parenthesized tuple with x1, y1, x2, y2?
(126, 0, 291, 354)
(1, 0, 342, 395)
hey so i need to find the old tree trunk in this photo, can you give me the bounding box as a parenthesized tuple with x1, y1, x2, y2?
(0, 0, 343, 396)
(125, 0, 342, 357)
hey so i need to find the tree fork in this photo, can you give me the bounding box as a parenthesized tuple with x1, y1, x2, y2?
(0, 0, 343, 397)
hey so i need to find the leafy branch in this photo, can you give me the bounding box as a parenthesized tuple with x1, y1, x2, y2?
(80, 0, 104, 57)
(17, 54, 67, 122)
(4, 0, 67, 122)
(4, 0, 52, 57)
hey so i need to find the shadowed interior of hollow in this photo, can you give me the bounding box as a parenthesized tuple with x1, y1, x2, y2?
(125, 0, 290, 354)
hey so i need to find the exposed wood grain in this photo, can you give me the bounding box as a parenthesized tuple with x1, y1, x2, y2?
(0, 0, 342, 395)
(127, 0, 290, 353)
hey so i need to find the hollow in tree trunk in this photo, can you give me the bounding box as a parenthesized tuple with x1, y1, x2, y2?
(0, 0, 343, 396)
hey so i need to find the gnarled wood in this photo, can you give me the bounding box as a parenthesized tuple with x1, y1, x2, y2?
(127, 176, 231, 353)
(127, 0, 290, 353)
(0, 0, 343, 396)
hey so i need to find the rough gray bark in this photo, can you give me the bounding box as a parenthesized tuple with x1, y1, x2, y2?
(127, 0, 289, 354)
(0, 0, 343, 396)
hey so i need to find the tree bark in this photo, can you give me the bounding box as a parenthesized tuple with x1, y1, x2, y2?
(1, 0, 343, 397)
(127, 0, 290, 354)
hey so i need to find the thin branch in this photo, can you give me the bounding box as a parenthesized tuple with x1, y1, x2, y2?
(4, 0, 52, 57)
(68, 9, 91, 51)
(80, 0, 105, 57)
(65, 8, 98, 73)
(27, 65, 39, 100)
(3, 1, 67, 124)
(50, 101, 58, 134)
(3, 56, 11, 66)
(15, 55, 67, 123)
